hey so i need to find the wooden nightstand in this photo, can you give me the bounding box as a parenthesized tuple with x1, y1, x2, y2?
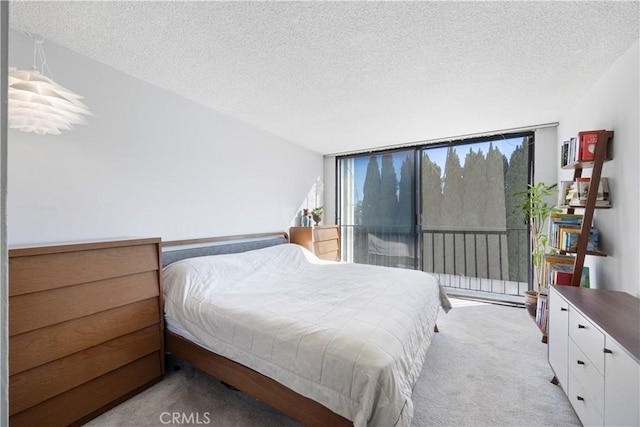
(289, 225, 340, 261)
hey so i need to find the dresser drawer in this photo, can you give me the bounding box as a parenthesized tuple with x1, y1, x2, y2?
(568, 338, 604, 416)
(569, 307, 604, 375)
(568, 370, 604, 427)
(314, 226, 339, 241)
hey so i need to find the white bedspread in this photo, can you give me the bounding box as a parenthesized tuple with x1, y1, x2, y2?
(163, 243, 450, 427)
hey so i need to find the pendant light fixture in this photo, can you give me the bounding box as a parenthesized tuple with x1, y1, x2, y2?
(8, 36, 92, 135)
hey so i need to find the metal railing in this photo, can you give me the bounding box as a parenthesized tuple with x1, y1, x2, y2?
(341, 225, 530, 298)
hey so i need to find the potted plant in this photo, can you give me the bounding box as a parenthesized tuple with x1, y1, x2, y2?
(311, 206, 324, 226)
(513, 182, 559, 316)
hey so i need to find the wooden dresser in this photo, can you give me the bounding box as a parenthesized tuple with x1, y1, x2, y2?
(289, 225, 340, 261)
(8, 238, 164, 426)
(548, 285, 639, 427)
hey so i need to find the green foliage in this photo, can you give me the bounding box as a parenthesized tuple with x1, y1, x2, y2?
(361, 156, 382, 226)
(311, 206, 324, 217)
(505, 141, 529, 282)
(398, 155, 414, 226)
(421, 153, 442, 228)
(513, 181, 560, 290)
(380, 154, 399, 226)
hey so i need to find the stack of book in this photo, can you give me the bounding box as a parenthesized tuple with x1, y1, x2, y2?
(548, 213, 599, 252)
(558, 178, 610, 208)
(542, 253, 590, 288)
(560, 129, 608, 166)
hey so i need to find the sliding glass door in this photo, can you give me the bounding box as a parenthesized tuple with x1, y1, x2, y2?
(421, 136, 531, 297)
(338, 133, 532, 300)
(338, 149, 418, 268)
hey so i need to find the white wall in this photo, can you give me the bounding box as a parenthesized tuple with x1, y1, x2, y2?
(8, 29, 323, 246)
(533, 126, 558, 186)
(558, 40, 639, 297)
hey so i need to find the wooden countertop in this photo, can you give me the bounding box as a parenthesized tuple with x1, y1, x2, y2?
(552, 285, 640, 362)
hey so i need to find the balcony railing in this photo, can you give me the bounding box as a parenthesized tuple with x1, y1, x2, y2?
(340, 225, 530, 300)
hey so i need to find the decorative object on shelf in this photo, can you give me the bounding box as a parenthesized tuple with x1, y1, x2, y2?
(560, 130, 612, 289)
(513, 182, 560, 316)
(560, 129, 611, 167)
(311, 206, 324, 226)
(301, 209, 312, 227)
(8, 35, 92, 135)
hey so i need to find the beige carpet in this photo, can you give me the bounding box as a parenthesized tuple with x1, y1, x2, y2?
(84, 298, 581, 427)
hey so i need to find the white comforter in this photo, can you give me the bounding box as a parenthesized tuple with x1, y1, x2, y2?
(163, 243, 450, 427)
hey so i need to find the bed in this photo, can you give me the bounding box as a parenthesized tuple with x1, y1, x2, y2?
(162, 232, 451, 427)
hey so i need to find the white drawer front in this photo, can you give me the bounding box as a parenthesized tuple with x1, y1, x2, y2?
(568, 338, 604, 416)
(569, 370, 604, 427)
(569, 307, 605, 374)
(604, 338, 640, 427)
(548, 288, 570, 390)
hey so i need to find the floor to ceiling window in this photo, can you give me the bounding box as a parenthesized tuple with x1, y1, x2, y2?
(338, 133, 532, 301)
(339, 149, 418, 268)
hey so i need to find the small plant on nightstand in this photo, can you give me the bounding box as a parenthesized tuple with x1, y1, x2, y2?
(311, 206, 324, 226)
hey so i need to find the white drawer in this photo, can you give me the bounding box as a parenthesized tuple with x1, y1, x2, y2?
(569, 307, 605, 374)
(569, 370, 604, 427)
(568, 338, 604, 416)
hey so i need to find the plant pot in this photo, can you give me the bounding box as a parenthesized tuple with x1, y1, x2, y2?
(524, 290, 538, 317)
(312, 213, 322, 226)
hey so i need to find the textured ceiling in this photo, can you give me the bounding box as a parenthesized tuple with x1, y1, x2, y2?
(8, 1, 640, 155)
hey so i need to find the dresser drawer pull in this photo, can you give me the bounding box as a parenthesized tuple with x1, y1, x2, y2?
(578, 324, 586, 329)
(560, 308, 568, 312)
(604, 348, 613, 354)
(576, 360, 585, 365)
(577, 396, 585, 402)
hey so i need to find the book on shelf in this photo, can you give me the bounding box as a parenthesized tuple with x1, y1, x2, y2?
(558, 178, 610, 207)
(555, 227, 599, 252)
(535, 292, 549, 335)
(554, 270, 573, 286)
(542, 254, 590, 288)
(561, 130, 610, 166)
(578, 129, 607, 162)
(558, 181, 577, 206)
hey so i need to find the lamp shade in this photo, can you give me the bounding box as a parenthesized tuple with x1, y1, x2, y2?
(8, 67, 92, 135)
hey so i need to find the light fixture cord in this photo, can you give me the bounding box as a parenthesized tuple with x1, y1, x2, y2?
(32, 37, 53, 78)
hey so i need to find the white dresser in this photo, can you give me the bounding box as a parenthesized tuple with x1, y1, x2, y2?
(548, 285, 640, 427)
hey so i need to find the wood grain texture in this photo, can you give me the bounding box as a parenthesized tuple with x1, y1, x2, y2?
(8, 237, 160, 256)
(166, 331, 352, 427)
(552, 285, 640, 361)
(9, 353, 162, 427)
(314, 226, 339, 241)
(290, 225, 341, 261)
(10, 298, 160, 375)
(9, 271, 159, 336)
(10, 325, 161, 415)
(8, 238, 164, 426)
(9, 243, 158, 296)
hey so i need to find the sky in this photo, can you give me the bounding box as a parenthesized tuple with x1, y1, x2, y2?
(349, 136, 526, 202)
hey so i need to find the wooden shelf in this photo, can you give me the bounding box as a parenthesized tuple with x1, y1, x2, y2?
(565, 130, 612, 288)
(561, 158, 611, 170)
(558, 204, 611, 210)
(554, 248, 608, 257)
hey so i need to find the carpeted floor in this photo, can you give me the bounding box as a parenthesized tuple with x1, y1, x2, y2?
(84, 298, 581, 427)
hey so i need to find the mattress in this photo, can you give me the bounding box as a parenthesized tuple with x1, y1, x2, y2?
(163, 243, 450, 427)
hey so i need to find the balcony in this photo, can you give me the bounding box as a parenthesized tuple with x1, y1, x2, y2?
(340, 225, 530, 304)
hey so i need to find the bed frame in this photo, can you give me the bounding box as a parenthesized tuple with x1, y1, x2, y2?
(161, 232, 352, 427)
